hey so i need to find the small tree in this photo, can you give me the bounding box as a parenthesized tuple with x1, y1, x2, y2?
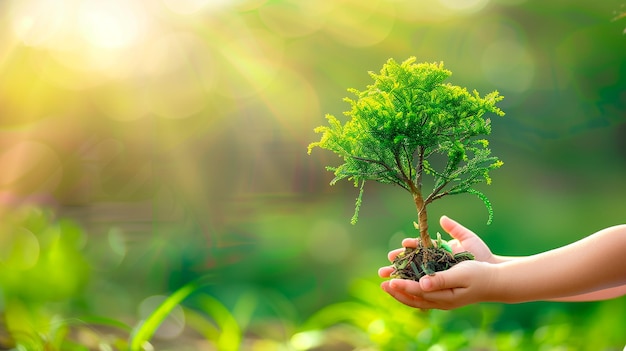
(308, 57, 505, 278)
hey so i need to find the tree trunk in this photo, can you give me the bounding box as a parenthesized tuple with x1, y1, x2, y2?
(413, 192, 432, 248)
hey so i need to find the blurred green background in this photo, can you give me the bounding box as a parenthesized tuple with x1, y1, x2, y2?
(0, 0, 624, 349)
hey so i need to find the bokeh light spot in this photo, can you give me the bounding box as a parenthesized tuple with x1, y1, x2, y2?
(438, 0, 490, 13)
(257, 66, 321, 135)
(138, 295, 186, 340)
(0, 227, 40, 269)
(481, 39, 534, 93)
(162, 0, 233, 14)
(258, 1, 327, 38)
(0, 141, 63, 194)
(108, 227, 127, 258)
(12, 0, 149, 83)
(492, 0, 526, 4)
(9, 0, 66, 47)
(217, 28, 285, 98)
(143, 33, 216, 119)
(235, 0, 268, 12)
(368, 319, 386, 335)
(324, 0, 395, 47)
(77, 0, 144, 50)
(291, 330, 324, 350)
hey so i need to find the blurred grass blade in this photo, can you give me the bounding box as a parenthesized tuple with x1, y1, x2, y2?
(182, 308, 221, 341)
(231, 292, 258, 331)
(129, 276, 212, 350)
(193, 294, 242, 351)
(73, 316, 133, 332)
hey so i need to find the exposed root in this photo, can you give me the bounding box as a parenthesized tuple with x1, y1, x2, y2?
(391, 241, 474, 281)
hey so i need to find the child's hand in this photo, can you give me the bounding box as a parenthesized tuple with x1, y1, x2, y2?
(428, 216, 498, 263)
(378, 215, 500, 309)
(379, 219, 626, 309)
(378, 216, 499, 278)
(380, 260, 495, 310)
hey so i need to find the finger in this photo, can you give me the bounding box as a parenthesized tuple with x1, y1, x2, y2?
(401, 238, 419, 248)
(389, 278, 426, 296)
(387, 248, 404, 262)
(440, 215, 478, 242)
(381, 281, 433, 309)
(392, 278, 468, 310)
(383, 280, 462, 310)
(378, 266, 394, 278)
(419, 261, 474, 291)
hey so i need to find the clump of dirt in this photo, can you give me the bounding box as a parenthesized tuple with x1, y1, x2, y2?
(391, 236, 474, 281)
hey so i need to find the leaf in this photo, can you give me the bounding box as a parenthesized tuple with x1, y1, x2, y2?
(467, 188, 494, 225)
(191, 294, 242, 351)
(129, 275, 213, 350)
(73, 316, 133, 333)
(350, 180, 366, 225)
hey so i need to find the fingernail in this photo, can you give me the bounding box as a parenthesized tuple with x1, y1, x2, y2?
(420, 277, 432, 290)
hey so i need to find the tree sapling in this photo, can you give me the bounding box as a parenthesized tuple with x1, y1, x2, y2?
(308, 57, 505, 280)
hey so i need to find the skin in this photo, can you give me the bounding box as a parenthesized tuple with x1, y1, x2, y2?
(378, 216, 626, 310)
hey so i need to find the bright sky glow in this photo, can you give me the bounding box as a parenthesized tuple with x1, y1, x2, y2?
(439, 0, 490, 13)
(10, 0, 66, 47)
(162, 0, 234, 14)
(78, 0, 144, 49)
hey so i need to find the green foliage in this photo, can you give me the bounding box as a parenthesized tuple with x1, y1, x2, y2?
(294, 279, 626, 350)
(309, 57, 504, 226)
(0, 207, 91, 350)
(0, 207, 90, 302)
(0, 205, 622, 351)
(129, 279, 202, 350)
(184, 294, 243, 351)
(296, 279, 433, 349)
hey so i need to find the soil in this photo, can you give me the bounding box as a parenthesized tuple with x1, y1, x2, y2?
(391, 242, 474, 281)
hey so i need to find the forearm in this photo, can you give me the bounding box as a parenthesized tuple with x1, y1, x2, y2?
(490, 254, 519, 264)
(490, 225, 626, 303)
(550, 284, 626, 302)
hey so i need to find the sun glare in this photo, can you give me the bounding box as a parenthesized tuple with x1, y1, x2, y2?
(10, 0, 146, 51)
(5, 0, 151, 82)
(77, 0, 144, 50)
(9, 0, 66, 47)
(162, 0, 235, 14)
(438, 0, 490, 13)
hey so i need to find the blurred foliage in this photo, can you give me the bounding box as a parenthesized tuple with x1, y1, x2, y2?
(0, 0, 625, 349)
(0, 207, 90, 349)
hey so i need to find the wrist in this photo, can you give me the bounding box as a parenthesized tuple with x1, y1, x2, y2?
(483, 262, 515, 303)
(491, 254, 517, 264)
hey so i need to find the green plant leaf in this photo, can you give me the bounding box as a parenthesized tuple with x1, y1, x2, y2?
(129, 275, 213, 350)
(467, 188, 494, 225)
(71, 316, 133, 333)
(191, 294, 242, 351)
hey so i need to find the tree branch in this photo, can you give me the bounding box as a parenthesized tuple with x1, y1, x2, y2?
(393, 147, 412, 186)
(425, 190, 449, 205)
(424, 178, 451, 205)
(402, 142, 413, 181)
(349, 155, 405, 185)
(414, 146, 425, 192)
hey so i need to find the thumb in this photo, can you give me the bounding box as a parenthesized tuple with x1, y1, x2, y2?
(419, 262, 473, 292)
(440, 215, 479, 243)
